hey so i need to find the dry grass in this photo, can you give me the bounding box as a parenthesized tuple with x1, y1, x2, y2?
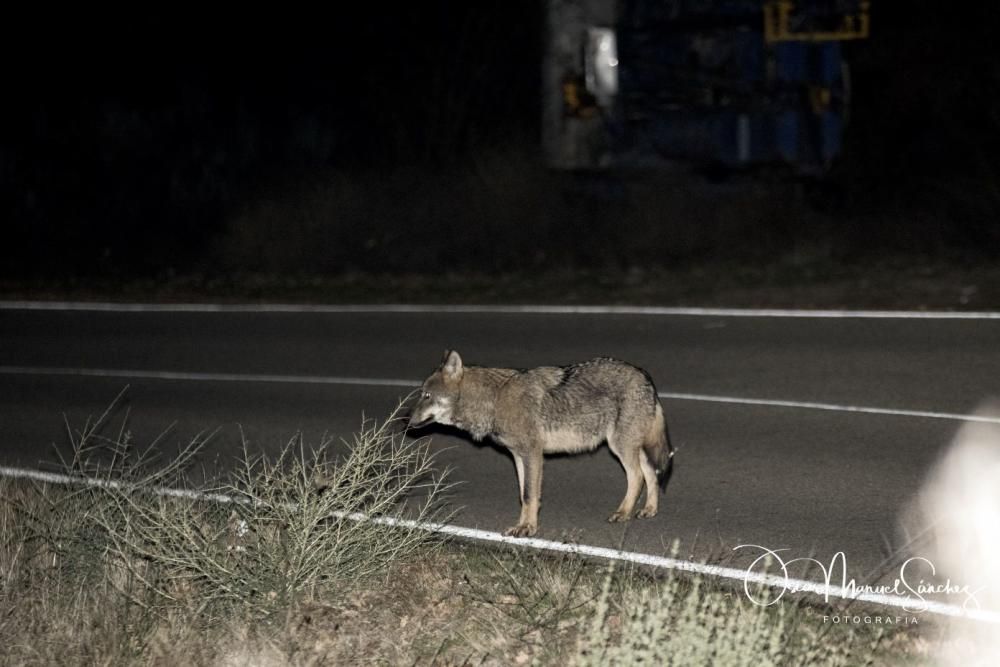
(0, 397, 938, 665)
(0, 396, 448, 664)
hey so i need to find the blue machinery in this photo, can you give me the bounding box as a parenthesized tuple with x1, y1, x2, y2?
(543, 1, 871, 173)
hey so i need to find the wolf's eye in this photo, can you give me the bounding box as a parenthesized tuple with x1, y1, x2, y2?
(421, 391, 431, 399)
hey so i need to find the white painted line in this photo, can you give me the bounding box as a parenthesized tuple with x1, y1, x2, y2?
(0, 365, 420, 390)
(0, 465, 240, 505)
(2, 300, 1000, 319)
(660, 392, 1000, 425)
(2, 463, 997, 624)
(4, 365, 999, 425)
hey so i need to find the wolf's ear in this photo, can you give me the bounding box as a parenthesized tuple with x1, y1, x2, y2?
(441, 349, 452, 364)
(442, 350, 463, 380)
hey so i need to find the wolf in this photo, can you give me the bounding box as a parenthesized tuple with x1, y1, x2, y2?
(409, 350, 674, 537)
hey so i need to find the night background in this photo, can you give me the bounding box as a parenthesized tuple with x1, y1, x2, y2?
(3, 2, 999, 302)
(4, 5, 1000, 662)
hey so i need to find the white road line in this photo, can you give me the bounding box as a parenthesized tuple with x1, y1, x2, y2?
(2, 300, 1000, 319)
(1, 463, 997, 624)
(0, 365, 420, 389)
(660, 392, 1000, 425)
(3, 365, 1000, 425)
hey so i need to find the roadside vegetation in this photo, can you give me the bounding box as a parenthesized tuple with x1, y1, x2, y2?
(6, 255, 1000, 312)
(0, 398, 933, 665)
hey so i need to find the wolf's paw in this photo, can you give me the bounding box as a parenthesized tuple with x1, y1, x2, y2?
(637, 507, 657, 519)
(607, 510, 633, 523)
(504, 523, 537, 538)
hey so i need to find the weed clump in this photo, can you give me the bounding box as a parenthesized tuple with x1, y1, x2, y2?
(0, 395, 446, 663)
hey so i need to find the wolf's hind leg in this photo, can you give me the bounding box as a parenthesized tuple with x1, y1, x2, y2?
(637, 455, 659, 518)
(607, 437, 644, 522)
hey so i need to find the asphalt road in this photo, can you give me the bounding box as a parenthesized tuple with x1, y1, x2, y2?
(1, 303, 998, 584)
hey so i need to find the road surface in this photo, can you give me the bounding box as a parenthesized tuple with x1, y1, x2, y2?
(1, 302, 998, 585)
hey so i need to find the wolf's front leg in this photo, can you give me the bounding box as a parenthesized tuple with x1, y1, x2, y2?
(505, 450, 542, 537)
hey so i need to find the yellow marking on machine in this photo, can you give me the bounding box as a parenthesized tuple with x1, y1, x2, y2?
(764, 0, 870, 43)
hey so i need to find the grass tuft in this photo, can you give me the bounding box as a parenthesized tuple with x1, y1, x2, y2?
(0, 395, 447, 664)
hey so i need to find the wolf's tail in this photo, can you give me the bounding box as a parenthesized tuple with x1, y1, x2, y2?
(642, 402, 675, 492)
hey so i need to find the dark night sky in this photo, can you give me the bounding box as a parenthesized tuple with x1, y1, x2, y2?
(6, 6, 540, 166)
(2, 5, 541, 274)
(2, 3, 998, 277)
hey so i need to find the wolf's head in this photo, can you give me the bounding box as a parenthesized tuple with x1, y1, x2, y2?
(409, 349, 464, 429)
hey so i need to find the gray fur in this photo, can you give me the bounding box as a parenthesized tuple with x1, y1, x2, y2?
(410, 350, 674, 537)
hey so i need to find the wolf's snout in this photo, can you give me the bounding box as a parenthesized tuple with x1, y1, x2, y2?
(407, 407, 435, 430)
(408, 415, 433, 429)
